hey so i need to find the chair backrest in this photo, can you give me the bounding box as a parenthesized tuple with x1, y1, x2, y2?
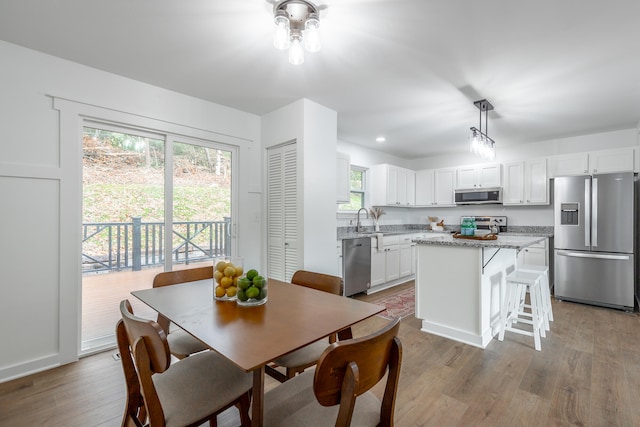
(313, 317, 402, 427)
(152, 266, 214, 333)
(118, 299, 172, 426)
(291, 270, 342, 295)
(152, 266, 214, 288)
(116, 318, 147, 427)
(291, 270, 346, 342)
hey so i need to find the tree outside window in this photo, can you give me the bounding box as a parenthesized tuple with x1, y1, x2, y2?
(338, 167, 366, 211)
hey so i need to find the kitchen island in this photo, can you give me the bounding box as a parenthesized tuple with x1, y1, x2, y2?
(414, 234, 547, 348)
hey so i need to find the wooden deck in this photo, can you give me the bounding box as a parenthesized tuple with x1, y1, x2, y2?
(81, 262, 211, 353)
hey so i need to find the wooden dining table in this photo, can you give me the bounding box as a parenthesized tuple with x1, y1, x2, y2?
(131, 277, 384, 427)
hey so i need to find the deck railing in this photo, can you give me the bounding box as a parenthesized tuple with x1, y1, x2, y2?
(82, 217, 231, 273)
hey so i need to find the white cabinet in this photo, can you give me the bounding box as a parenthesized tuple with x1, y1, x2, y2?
(415, 169, 435, 206)
(517, 238, 548, 266)
(371, 248, 386, 287)
(456, 163, 502, 189)
(370, 233, 416, 289)
(503, 158, 549, 205)
(589, 148, 635, 174)
(385, 245, 400, 282)
(399, 235, 413, 277)
(433, 168, 457, 207)
(336, 152, 350, 203)
(549, 148, 636, 177)
(370, 164, 415, 206)
(416, 168, 456, 207)
(406, 170, 416, 206)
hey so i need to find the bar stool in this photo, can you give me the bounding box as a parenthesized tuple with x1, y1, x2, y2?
(499, 270, 546, 351)
(517, 264, 553, 330)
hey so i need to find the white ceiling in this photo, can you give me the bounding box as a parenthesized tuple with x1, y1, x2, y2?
(1, 0, 639, 158)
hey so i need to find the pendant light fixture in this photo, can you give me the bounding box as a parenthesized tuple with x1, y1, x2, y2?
(469, 99, 496, 161)
(272, 0, 321, 65)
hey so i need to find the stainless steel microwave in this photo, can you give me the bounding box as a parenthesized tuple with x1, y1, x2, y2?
(454, 187, 503, 205)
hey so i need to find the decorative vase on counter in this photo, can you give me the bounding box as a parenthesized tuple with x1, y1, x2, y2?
(374, 222, 380, 232)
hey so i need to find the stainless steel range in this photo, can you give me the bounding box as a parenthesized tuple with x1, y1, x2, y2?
(459, 216, 508, 233)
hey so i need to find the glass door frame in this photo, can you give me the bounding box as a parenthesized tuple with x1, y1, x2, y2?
(164, 134, 239, 272)
(79, 123, 239, 356)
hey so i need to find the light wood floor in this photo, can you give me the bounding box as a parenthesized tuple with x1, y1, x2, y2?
(2, 282, 640, 426)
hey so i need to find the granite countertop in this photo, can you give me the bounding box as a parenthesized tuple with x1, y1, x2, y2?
(414, 234, 546, 250)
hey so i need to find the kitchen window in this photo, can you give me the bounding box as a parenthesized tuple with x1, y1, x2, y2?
(338, 166, 366, 211)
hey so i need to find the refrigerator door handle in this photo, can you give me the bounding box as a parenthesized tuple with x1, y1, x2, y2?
(556, 250, 630, 261)
(584, 178, 590, 247)
(592, 177, 598, 247)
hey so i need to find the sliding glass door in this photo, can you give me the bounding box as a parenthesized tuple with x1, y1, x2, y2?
(81, 125, 235, 354)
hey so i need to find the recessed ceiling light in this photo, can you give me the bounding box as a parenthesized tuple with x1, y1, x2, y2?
(376, 136, 386, 143)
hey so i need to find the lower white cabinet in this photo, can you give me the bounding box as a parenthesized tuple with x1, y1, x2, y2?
(399, 242, 413, 277)
(385, 245, 400, 282)
(371, 248, 386, 287)
(517, 238, 548, 266)
(369, 233, 417, 290)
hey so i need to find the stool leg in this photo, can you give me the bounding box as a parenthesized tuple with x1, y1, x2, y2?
(534, 281, 546, 338)
(498, 281, 513, 342)
(543, 272, 554, 322)
(529, 283, 542, 351)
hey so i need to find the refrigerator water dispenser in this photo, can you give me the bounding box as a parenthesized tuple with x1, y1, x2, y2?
(560, 203, 579, 225)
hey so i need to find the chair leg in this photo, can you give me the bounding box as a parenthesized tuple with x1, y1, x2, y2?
(237, 391, 252, 427)
(286, 367, 299, 380)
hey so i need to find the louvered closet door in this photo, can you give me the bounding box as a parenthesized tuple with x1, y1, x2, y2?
(267, 143, 299, 281)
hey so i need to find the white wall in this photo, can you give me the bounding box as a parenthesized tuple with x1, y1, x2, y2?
(337, 140, 414, 228)
(408, 128, 639, 170)
(262, 99, 338, 276)
(0, 41, 261, 382)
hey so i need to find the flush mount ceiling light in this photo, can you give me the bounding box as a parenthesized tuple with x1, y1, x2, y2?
(469, 99, 496, 161)
(273, 0, 321, 65)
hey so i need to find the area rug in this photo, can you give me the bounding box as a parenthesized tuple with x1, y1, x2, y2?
(368, 286, 415, 320)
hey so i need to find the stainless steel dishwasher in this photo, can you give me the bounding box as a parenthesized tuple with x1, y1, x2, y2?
(342, 237, 372, 296)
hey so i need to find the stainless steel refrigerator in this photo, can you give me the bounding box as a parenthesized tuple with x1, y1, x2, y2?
(554, 172, 635, 311)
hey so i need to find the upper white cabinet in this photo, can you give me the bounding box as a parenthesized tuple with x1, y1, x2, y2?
(589, 148, 636, 174)
(415, 168, 456, 207)
(503, 158, 549, 205)
(370, 164, 415, 206)
(549, 147, 636, 177)
(434, 168, 457, 206)
(456, 163, 502, 189)
(415, 169, 434, 206)
(336, 152, 351, 203)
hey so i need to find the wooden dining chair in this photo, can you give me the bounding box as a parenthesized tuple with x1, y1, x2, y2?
(152, 266, 213, 359)
(263, 317, 402, 427)
(117, 299, 253, 427)
(266, 270, 346, 382)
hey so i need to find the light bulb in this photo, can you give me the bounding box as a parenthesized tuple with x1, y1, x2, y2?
(289, 34, 304, 65)
(304, 15, 321, 52)
(273, 13, 290, 50)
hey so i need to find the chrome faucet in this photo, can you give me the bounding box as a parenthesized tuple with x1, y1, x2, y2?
(356, 208, 368, 232)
